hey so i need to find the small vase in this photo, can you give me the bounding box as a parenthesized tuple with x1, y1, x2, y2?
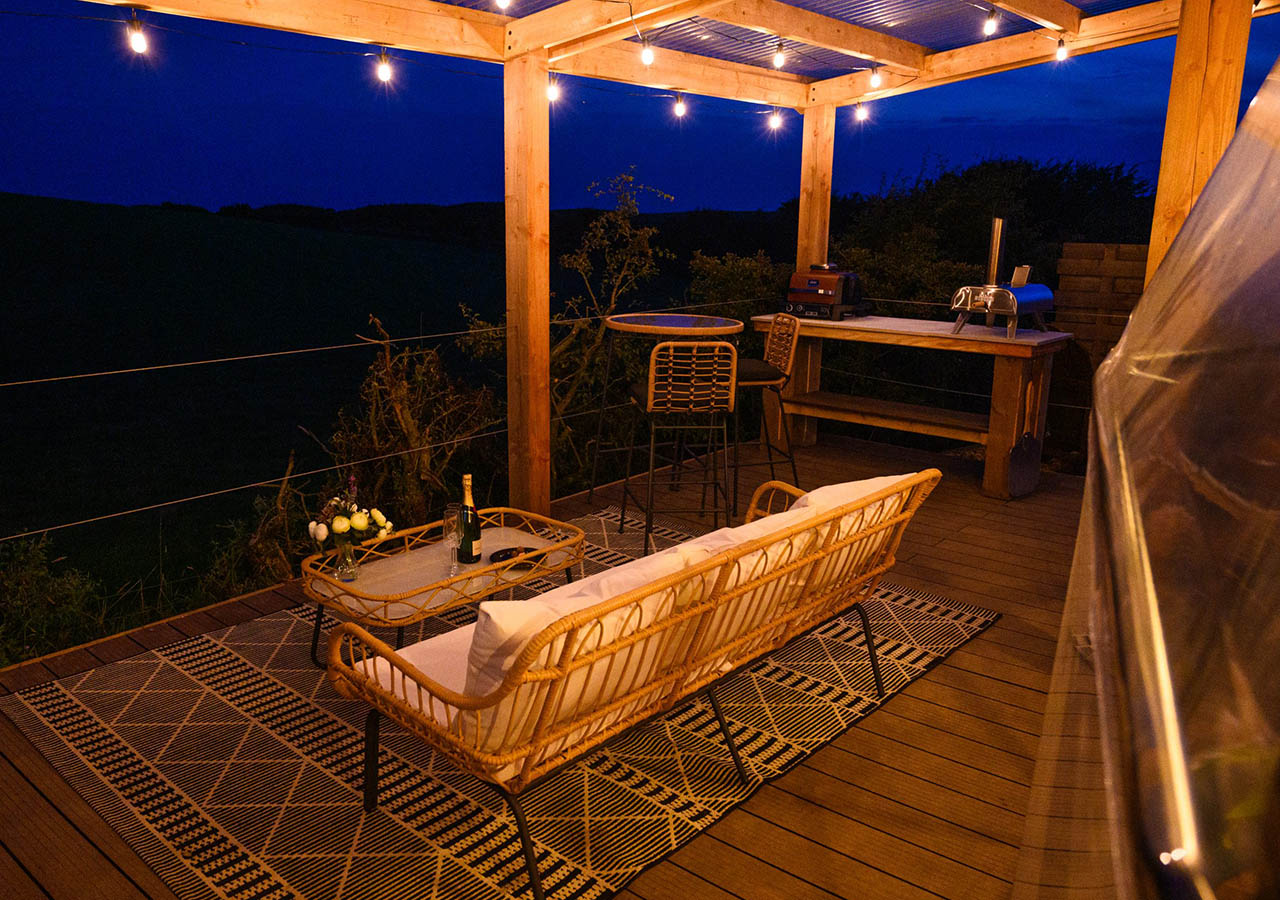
(335, 541, 359, 582)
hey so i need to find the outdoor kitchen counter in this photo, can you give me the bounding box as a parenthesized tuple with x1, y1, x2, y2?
(751, 314, 1073, 499)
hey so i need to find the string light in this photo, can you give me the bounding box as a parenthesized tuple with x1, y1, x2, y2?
(768, 109, 782, 130)
(546, 78, 561, 101)
(673, 94, 687, 117)
(772, 41, 786, 69)
(640, 40, 655, 66)
(869, 66, 882, 88)
(127, 13, 147, 54)
(375, 52, 392, 82)
(1055, 37, 1068, 60)
(495, 0, 511, 8)
(854, 102, 868, 121)
(983, 10, 998, 36)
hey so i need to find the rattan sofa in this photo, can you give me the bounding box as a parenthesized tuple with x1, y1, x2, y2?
(327, 469, 940, 900)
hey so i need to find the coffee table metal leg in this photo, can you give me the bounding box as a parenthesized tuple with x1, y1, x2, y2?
(395, 626, 405, 649)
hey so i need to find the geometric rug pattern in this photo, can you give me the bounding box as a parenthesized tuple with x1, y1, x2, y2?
(0, 509, 997, 899)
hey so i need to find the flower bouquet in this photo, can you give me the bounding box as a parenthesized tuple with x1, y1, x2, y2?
(308, 478, 392, 583)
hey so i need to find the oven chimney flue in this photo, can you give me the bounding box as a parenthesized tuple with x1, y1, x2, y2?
(986, 217, 1006, 286)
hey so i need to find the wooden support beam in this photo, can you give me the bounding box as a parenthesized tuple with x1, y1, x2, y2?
(555, 41, 810, 107)
(505, 0, 729, 61)
(505, 52, 553, 515)
(1146, 0, 1254, 283)
(81, 0, 506, 61)
(992, 0, 1082, 35)
(707, 0, 927, 72)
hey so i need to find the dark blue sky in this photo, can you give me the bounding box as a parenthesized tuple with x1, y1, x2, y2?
(2, 1, 1278, 212)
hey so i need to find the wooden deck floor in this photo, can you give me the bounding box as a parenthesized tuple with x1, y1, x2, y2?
(0, 435, 1083, 900)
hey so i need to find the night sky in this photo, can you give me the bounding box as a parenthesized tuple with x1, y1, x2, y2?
(2, 1, 1279, 212)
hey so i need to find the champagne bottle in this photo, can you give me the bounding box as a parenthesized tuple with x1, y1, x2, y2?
(458, 474, 483, 564)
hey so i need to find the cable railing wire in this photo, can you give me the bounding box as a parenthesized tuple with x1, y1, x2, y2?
(1, 298, 766, 390)
(0, 401, 635, 544)
(821, 365, 1094, 411)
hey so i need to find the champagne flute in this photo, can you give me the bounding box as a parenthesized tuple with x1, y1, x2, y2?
(442, 503, 461, 576)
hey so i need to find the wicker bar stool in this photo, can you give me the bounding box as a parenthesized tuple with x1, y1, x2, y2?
(733, 313, 802, 515)
(619, 341, 737, 555)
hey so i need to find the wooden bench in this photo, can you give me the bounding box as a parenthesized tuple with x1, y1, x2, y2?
(327, 470, 941, 899)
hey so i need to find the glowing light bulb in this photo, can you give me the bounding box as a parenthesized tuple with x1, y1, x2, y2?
(768, 110, 782, 130)
(127, 20, 147, 54)
(984, 10, 998, 35)
(773, 42, 786, 69)
(496, 0, 511, 8)
(869, 67, 882, 88)
(1055, 38, 1068, 61)
(640, 41, 655, 66)
(546, 80, 560, 102)
(674, 95, 687, 117)
(376, 53, 392, 83)
(855, 102, 868, 121)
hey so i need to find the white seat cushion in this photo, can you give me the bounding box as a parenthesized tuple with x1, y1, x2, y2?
(464, 542, 709, 699)
(369, 623, 474, 728)
(792, 473, 918, 597)
(789, 473, 916, 516)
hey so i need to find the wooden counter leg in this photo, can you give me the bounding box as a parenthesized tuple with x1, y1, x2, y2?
(983, 355, 1052, 498)
(765, 336, 821, 449)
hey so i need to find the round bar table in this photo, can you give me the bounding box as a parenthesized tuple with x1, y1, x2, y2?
(587, 313, 744, 500)
(603, 312, 744, 337)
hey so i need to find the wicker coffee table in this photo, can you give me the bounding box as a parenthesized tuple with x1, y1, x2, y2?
(300, 507, 585, 666)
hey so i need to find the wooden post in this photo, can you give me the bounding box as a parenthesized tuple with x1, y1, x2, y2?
(505, 51, 552, 514)
(769, 103, 836, 450)
(1145, 0, 1253, 284)
(795, 103, 836, 271)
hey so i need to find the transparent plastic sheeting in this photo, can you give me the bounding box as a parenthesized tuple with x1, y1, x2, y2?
(1069, 60, 1280, 899)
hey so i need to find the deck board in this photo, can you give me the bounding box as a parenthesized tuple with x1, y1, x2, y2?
(0, 434, 1084, 899)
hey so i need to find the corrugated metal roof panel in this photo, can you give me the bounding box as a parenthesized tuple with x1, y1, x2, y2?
(440, 0, 1160, 84)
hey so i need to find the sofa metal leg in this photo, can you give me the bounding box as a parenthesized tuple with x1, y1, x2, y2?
(503, 790, 546, 900)
(707, 686, 752, 787)
(310, 603, 325, 669)
(362, 709, 380, 812)
(852, 602, 885, 699)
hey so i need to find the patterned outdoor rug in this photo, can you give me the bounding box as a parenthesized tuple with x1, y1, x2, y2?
(1, 509, 998, 900)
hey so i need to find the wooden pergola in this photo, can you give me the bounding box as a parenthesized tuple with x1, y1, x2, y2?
(93, 0, 1278, 513)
